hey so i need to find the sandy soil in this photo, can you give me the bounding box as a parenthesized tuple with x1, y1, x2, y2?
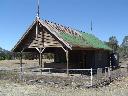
(0, 77, 128, 96)
(0, 60, 128, 96)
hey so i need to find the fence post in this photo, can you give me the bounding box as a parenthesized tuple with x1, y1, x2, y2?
(127, 64, 128, 76)
(91, 68, 93, 86)
(108, 67, 111, 82)
(20, 52, 23, 81)
(105, 67, 108, 80)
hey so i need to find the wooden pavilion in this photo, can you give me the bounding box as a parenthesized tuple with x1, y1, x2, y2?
(12, 16, 112, 75)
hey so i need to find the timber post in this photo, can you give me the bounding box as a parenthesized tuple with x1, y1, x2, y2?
(66, 49, 69, 76)
(39, 50, 42, 74)
(40, 52, 42, 67)
(108, 67, 111, 82)
(90, 68, 93, 86)
(36, 47, 45, 73)
(39, 49, 42, 68)
(127, 64, 128, 76)
(20, 52, 23, 73)
(39, 53, 40, 66)
(20, 52, 23, 81)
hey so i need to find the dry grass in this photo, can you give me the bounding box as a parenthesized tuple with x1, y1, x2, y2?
(0, 59, 54, 70)
(0, 60, 128, 96)
(0, 77, 128, 96)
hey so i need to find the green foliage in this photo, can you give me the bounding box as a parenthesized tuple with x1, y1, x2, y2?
(121, 36, 128, 47)
(0, 47, 12, 60)
(107, 36, 118, 52)
(106, 36, 128, 59)
(117, 46, 128, 59)
(118, 36, 128, 59)
(107, 35, 128, 59)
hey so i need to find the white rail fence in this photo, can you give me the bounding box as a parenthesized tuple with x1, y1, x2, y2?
(18, 65, 128, 86)
(1, 64, 128, 87)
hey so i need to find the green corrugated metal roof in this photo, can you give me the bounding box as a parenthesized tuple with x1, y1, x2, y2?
(59, 31, 111, 50)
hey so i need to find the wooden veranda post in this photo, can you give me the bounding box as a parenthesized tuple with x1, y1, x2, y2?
(36, 48, 45, 68)
(66, 50, 69, 76)
(20, 52, 23, 72)
(40, 51, 42, 68)
(20, 52, 23, 81)
(39, 53, 40, 66)
(38, 48, 42, 68)
(39, 51, 42, 74)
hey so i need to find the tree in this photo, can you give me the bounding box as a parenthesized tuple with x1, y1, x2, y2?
(121, 36, 128, 47)
(118, 36, 128, 59)
(108, 36, 118, 52)
(0, 47, 12, 60)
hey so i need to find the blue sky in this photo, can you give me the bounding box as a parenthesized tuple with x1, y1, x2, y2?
(0, 0, 128, 51)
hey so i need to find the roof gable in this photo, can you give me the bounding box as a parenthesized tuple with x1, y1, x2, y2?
(12, 18, 111, 52)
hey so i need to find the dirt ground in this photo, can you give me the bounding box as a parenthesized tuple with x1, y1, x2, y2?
(0, 60, 128, 96)
(0, 77, 128, 96)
